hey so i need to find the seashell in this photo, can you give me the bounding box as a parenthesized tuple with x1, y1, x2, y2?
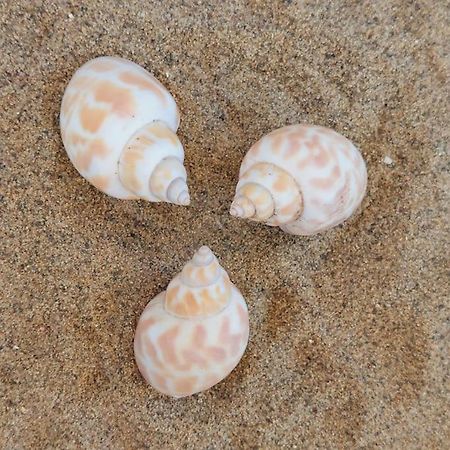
(134, 246, 249, 398)
(60, 56, 190, 205)
(230, 124, 367, 235)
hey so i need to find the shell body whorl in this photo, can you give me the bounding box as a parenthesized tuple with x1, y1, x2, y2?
(231, 125, 367, 235)
(60, 56, 189, 204)
(134, 246, 249, 398)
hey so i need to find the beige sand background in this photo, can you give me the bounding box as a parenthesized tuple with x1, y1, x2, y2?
(1, 1, 449, 448)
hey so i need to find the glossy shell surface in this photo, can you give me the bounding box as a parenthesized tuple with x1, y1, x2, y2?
(60, 56, 180, 199)
(236, 124, 367, 235)
(134, 247, 249, 397)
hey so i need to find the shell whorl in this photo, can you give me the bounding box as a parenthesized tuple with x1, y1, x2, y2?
(165, 246, 232, 318)
(134, 246, 249, 398)
(230, 162, 303, 226)
(231, 125, 367, 235)
(60, 56, 189, 204)
(119, 121, 190, 205)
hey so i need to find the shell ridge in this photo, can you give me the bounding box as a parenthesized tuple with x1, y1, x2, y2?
(134, 260, 249, 397)
(60, 56, 187, 201)
(232, 124, 367, 235)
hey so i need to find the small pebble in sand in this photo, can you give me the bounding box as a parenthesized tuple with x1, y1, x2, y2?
(383, 156, 394, 165)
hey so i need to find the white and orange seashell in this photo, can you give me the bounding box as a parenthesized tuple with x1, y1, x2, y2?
(60, 56, 190, 205)
(134, 246, 249, 398)
(230, 124, 367, 235)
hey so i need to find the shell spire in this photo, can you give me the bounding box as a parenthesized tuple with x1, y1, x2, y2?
(165, 246, 232, 318)
(119, 121, 190, 205)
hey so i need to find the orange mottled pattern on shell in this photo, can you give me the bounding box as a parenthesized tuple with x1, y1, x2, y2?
(165, 272, 233, 318)
(118, 121, 185, 202)
(240, 125, 367, 235)
(60, 56, 180, 199)
(165, 251, 232, 318)
(134, 287, 249, 398)
(236, 163, 303, 226)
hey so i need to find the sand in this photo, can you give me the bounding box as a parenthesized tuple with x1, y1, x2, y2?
(1, 1, 449, 448)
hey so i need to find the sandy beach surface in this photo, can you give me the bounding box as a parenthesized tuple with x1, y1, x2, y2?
(1, 1, 449, 448)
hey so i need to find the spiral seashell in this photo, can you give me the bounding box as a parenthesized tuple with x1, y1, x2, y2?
(230, 124, 367, 235)
(134, 246, 249, 398)
(60, 56, 190, 205)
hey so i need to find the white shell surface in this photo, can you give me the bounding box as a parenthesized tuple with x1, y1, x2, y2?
(134, 287, 249, 398)
(134, 247, 249, 398)
(238, 125, 367, 235)
(60, 56, 180, 199)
